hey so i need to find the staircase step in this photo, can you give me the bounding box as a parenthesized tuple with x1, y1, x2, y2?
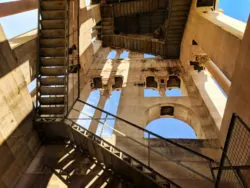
(122, 155, 131, 164)
(172, 5, 190, 11)
(40, 76, 65, 85)
(73, 130, 88, 148)
(41, 29, 65, 39)
(102, 22, 113, 26)
(87, 139, 96, 156)
(131, 162, 143, 171)
(41, 10, 65, 20)
(40, 47, 65, 57)
(41, 1, 65, 10)
(40, 86, 65, 95)
(161, 182, 170, 188)
(41, 20, 65, 29)
(144, 172, 156, 180)
(39, 106, 64, 115)
(41, 57, 65, 66)
(93, 143, 105, 163)
(40, 96, 65, 105)
(40, 66, 65, 76)
(40, 38, 65, 48)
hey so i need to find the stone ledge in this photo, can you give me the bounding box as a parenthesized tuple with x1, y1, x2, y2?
(9, 29, 37, 49)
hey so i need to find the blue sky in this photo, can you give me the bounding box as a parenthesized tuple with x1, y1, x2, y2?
(1, 0, 249, 138)
(145, 118, 196, 138)
(0, 9, 37, 39)
(144, 88, 182, 97)
(218, 0, 250, 22)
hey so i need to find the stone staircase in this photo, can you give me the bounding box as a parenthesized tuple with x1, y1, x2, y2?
(36, 0, 68, 118)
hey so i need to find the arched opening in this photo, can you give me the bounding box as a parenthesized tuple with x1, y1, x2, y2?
(146, 76, 157, 88)
(144, 118, 197, 139)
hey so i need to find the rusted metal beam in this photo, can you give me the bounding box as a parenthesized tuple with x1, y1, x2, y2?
(0, 0, 38, 18)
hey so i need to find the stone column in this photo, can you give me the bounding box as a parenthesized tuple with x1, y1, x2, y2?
(114, 49, 122, 59)
(191, 45, 231, 95)
(88, 95, 107, 133)
(205, 60, 231, 95)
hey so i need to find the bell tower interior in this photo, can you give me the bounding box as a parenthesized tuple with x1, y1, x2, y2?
(0, 0, 249, 187)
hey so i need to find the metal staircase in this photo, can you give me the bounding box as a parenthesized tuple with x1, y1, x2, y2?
(165, 0, 192, 58)
(66, 99, 220, 187)
(112, 0, 160, 17)
(65, 118, 180, 188)
(103, 35, 166, 56)
(36, 0, 69, 119)
(36, 97, 220, 187)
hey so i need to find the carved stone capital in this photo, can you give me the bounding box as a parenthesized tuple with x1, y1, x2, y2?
(196, 55, 210, 66)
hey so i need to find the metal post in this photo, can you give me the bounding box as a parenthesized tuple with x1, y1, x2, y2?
(100, 113, 108, 138)
(148, 132, 150, 167)
(77, 0, 80, 100)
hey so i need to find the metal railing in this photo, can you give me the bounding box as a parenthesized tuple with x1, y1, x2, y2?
(68, 98, 218, 183)
(64, 0, 70, 116)
(65, 0, 80, 116)
(215, 114, 250, 188)
(65, 118, 181, 188)
(35, 0, 41, 114)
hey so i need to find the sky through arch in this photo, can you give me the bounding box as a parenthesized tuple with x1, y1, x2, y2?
(144, 118, 197, 139)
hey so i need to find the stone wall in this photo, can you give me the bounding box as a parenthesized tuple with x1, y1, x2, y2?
(77, 48, 219, 139)
(0, 25, 40, 187)
(220, 17, 250, 144)
(79, 3, 102, 74)
(180, 0, 246, 81)
(178, 0, 247, 132)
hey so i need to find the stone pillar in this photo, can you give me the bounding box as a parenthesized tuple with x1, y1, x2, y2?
(205, 60, 231, 95)
(88, 95, 107, 133)
(191, 44, 231, 95)
(114, 49, 122, 59)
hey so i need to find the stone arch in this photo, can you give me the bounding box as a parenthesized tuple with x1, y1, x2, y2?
(167, 75, 181, 88)
(145, 103, 205, 138)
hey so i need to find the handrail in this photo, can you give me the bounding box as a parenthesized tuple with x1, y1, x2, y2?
(65, 118, 182, 188)
(77, 0, 80, 100)
(64, 0, 69, 116)
(35, 0, 41, 115)
(70, 103, 216, 182)
(77, 98, 217, 162)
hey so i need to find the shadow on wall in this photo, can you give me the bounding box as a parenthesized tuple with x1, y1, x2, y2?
(79, 5, 101, 74)
(0, 25, 41, 187)
(0, 112, 41, 187)
(0, 24, 37, 82)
